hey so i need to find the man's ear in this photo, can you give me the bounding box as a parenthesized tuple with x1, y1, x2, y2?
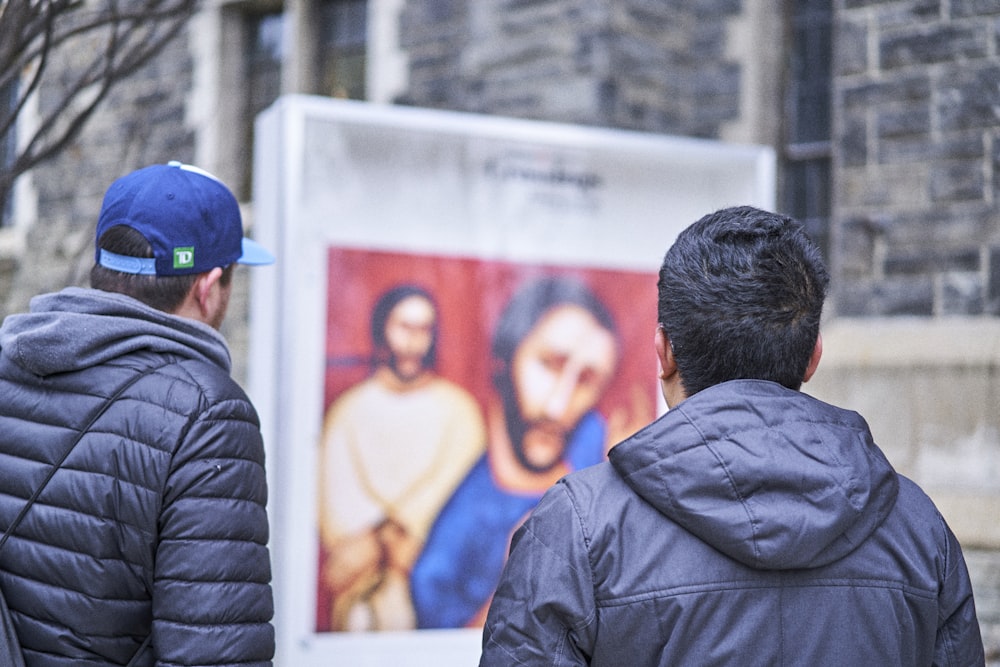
(655, 326, 686, 408)
(191, 267, 224, 313)
(654, 326, 675, 380)
(173, 267, 225, 324)
(802, 333, 823, 383)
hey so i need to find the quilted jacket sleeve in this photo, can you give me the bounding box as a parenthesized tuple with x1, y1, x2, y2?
(480, 482, 595, 667)
(933, 517, 985, 666)
(153, 382, 274, 666)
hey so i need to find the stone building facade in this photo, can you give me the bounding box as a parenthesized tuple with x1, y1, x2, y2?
(835, 1, 1000, 318)
(2, 0, 999, 658)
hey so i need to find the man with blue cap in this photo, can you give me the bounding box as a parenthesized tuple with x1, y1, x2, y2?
(0, 162, 276, 666)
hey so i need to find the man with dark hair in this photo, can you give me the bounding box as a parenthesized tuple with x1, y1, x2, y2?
(0, 162, 276, 666)
(479, 206, 984, 665)
(411, 276, 619, 629)
(317, 284, 485, 632)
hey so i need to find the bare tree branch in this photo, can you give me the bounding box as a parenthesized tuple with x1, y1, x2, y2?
(0, 0, 199, 212)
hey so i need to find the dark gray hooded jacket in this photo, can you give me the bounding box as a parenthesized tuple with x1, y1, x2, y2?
(0, 287, 274, 666)
(481, 380, 983, 666)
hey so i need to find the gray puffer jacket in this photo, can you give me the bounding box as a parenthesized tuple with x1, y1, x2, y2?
(0, 287, 274, 666)
(481, 380, 984, 666)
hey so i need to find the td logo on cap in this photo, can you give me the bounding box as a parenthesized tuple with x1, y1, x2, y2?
(173, 247, 195, 270)
(95, 161, 274, 276)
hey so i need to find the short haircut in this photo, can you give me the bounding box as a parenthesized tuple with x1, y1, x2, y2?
(91, 225, 233, 312)
(491, 276, 618, 370)
(657, 206, 829, 396)
(369, 284, 438, 369)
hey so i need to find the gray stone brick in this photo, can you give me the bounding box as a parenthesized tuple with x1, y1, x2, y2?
(842, 74, 931, 109)
(838, 216, 885, 280)
(937, 65, 1000, 132)
(884, 248, 980, 276)
(835, 20, 868, 76)
(929, 160, 985, 203)
(951, 0, 1000, 18)
(878, 132, 984, 165)
(877, 105, 930, 138)
(841, 116, 869, 168)
(834, 276, 936, 316)
(940, 271, 984, 315)
(844, 0, 898, 8)
(880, 24, 987, 69)
(884, 207, 995, 247)
(876, 276, 937, 316)
(865, 0, 944, 26)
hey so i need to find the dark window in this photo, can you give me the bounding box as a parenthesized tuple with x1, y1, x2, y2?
(1, 79, 16, 227)
(241, 9, 285, 199)
(782, 0, 831, 258)
(248, 11, 285, 117)
(317, 0, 367, 99)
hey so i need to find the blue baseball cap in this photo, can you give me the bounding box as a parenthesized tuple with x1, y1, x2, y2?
(95, 161, 274, 276)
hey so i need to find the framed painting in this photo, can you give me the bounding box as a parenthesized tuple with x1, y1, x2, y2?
(250, 96, 774, 666)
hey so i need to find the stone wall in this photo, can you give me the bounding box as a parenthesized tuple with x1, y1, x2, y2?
(399, 0, 743, 136)
(825, 5, 1000, 645)
(833, 1, 1000, 317)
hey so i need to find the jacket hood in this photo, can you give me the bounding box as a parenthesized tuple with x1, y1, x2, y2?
(0, 287, 231, 377)
(609, 380, 898, 570)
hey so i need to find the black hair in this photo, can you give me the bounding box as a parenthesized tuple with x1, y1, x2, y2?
(657, 205, 829, 396)
(90, 224, 233, 312)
